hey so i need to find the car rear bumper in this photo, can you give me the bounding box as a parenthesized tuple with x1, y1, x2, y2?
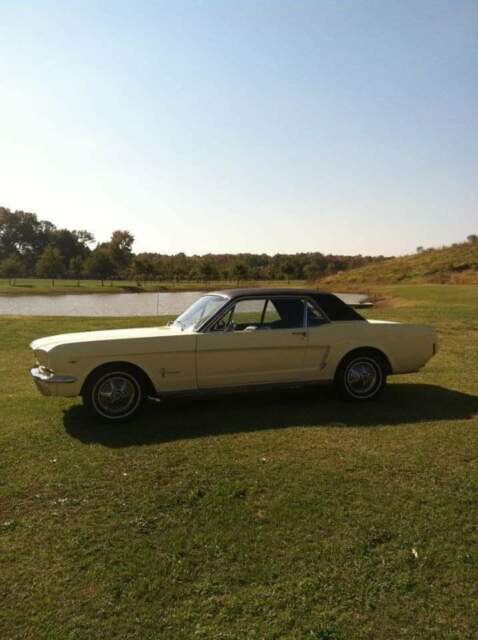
(30, 367, 77, 396)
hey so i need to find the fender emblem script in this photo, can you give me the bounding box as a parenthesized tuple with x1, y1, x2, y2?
(160, 368, 180, 378)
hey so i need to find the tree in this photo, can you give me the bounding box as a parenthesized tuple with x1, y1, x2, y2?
(1, 203, 394, 283)
(170, 253, 189, 282)
(50, 228, 94, 265)
(467, 234, 478, 244)
(69, 256, 84, 286)
(416, 246, 424, 253)
(83, 250, 115, 285)
(0, 207, 52, 270)
(0, 255, 25, 285)
(36, 247, 65, 285)
(281, 257, 300, 282)
(229, 261, 249, 284)
(304, 262, 323, 281)
(109, 230, 134, 275)
(129, 255, 156, 285)
(198, 259, 219, 284)
(75, 230, 95, 246)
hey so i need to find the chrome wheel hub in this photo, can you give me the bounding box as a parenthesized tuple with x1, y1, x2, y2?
(346, 360, 378, 396)
(97, 376, 136, 414)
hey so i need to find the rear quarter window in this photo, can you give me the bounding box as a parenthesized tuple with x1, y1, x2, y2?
(316, 294, 364, 321)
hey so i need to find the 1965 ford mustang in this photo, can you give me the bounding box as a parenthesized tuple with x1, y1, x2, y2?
(30, 288, 438, 421)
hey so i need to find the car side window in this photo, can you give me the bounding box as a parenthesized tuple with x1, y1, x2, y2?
(209, 297, 307, 332)
(263, 299, 281, 324)
(262, 298, 305, 330)
(230, 299, 266, 331)
(210, 299, 266, 332)
(306, 300, 326, 327)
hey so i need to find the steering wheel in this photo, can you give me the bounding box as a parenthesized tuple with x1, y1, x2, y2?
(213, 318, 236, 332)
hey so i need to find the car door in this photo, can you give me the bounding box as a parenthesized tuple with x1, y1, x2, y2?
(302, 299, 335, 380)
(196, 296, 309, 388)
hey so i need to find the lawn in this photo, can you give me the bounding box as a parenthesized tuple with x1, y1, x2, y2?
(1, 285, 477, 639)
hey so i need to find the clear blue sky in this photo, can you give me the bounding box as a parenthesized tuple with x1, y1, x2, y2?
(1, 1, 477, 256)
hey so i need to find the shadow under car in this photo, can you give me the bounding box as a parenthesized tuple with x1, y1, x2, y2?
(63, 383, 478, 449)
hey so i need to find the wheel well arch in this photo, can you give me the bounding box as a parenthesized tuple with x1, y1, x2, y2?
(335, 347, 392, 378)
(81, 361, 157, 398)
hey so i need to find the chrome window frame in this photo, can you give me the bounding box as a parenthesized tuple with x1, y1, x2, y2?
(305, 298, 329, 327)
(174, 293, 229, 331)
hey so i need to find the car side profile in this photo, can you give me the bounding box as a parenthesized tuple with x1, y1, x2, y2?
(30, 288, 438, 421)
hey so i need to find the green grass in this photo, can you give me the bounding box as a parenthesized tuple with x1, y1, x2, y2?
(1, 285, 477, 639)
(320, 242, 478, 286)
(0, 278, 310, 296)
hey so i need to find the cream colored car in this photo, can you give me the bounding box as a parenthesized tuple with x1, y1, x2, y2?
(30, 288, 438, 421)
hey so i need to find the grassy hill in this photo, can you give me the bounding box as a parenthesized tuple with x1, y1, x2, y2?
(320, 242, 478, 287)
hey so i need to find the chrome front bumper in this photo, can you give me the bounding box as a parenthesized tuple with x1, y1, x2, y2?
(30, 367, 77, 396)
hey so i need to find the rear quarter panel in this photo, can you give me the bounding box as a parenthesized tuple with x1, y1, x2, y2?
(306, 321, 436, 380)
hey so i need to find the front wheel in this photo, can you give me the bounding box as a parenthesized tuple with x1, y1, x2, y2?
(335, 353, 387, 401)
(82, 366, 145, 421)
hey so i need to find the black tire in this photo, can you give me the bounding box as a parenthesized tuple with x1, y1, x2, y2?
(335, 351, 387, 402)
(82, 364, 146, 421)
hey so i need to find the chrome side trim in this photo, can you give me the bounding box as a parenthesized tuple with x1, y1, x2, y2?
(158, 378, 334, 397)
(30, 367, 77, 384)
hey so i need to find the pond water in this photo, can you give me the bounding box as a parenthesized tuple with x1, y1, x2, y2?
(0, 291, 369, 317)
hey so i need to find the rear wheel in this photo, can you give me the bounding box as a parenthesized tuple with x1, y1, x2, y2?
(83, 365, 145, 421)
(335, 352, 387, 401)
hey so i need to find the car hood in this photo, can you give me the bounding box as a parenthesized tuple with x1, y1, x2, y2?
(31, 325, 186, 353)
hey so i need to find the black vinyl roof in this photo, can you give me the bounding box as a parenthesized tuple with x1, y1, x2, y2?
(211, 288, 330, 299)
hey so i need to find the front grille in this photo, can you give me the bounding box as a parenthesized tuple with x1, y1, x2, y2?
(38, 365, 54, 376)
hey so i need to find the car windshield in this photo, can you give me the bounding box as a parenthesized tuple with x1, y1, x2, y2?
(172, 294, 226, 331)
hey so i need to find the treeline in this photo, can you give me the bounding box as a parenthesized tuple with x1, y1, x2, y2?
(0, 206, 387, 283)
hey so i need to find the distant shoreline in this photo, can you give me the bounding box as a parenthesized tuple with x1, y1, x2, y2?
(0, 279, 322, 297)
(0, 284, 216, 297)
